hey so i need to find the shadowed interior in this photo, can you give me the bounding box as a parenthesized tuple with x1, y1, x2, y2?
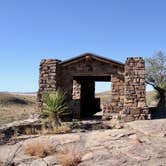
(73, 76, 111, 118)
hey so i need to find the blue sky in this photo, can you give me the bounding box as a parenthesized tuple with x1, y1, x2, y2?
(0, 0, 165, 92)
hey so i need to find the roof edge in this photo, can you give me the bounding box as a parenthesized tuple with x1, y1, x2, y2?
(60, 53, 124, 67)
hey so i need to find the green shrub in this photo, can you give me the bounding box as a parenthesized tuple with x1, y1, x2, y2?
(42, 89, 68, 128)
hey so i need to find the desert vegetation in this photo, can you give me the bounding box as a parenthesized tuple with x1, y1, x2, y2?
(56, 144, 83, 166)
(24, 139, 56, 157)
(145, 51, 166, 108)
(41, 124, 71, 135)
(0, 89, 158, 127)
(39, 89, 73, 135)
(24, 138, 83, 166)
(41, 90, 68, 128)
(0, 92, 37, 126)
(0, 89, 165, 165)
(1, 119, 166, 165)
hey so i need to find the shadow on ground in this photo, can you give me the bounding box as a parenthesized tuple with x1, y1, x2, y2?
(149, 107, 166, 119)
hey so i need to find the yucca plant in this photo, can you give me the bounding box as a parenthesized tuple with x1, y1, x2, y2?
(42, 89, 68, 128)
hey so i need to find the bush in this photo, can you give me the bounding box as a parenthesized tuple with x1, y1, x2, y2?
(57, 144, 83, 166)
(41, 124, 71, 135)
(42, 89, 68, 128)
(24, 139, 56, 157)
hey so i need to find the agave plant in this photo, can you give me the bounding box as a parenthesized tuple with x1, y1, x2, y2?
(42, 89, 68, 128)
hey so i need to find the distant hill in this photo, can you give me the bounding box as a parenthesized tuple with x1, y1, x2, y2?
(6, 92, 36, 96)
(0, 90, 157, 107)
(96, 90, 158, 107)
(0, 92, 36, 105)
(95, 91, 111, 96)
(0, 90, 158, 126)
(95, 91, 112, 105)
(0, 92, 37, 126)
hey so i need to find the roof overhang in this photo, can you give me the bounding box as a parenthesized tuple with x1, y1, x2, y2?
(60, 53, 124, 68)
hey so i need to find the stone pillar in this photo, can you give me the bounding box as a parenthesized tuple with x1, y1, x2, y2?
(37, 59, 61, 108)
(121, 57, 150, 121)
(72, 80, 81, 99)
(70, 80, 81, 118)
(62, 75, 81, 119)
(102, 74, 124, 120)
(111, 74, 124, 112)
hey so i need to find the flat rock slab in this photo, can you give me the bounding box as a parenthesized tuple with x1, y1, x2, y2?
(127, 119, 166, 137)
(0, 119, 166, 166)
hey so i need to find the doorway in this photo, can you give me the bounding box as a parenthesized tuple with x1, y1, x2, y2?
(73, 76, 111, 118)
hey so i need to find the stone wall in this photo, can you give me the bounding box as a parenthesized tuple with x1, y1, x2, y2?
(37, 54, 150, 121)
(59, 57, 125, 118)
(72, 80, 81, 99)
(111, 74, 124, 112)
(120, 57, 150, 121)
(37, 59, 61, 107)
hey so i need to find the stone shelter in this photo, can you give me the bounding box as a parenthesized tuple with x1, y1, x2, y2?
(37, 53, 150, 121)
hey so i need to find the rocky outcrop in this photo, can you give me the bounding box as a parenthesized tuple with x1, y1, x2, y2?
(0, 118, 41, 145)
(0, 119, 166, 166)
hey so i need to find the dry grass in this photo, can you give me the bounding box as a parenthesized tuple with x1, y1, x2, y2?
(57, 144, 83, 166)
(0, 105, 38, 126)
(0, 92, 38, 126)
(24, 127, 35, 135)
(0, 91, 157, 126)
(41, 125, 71, 135)
(24, 139, 56, 157)
(24, 139, 84, 166)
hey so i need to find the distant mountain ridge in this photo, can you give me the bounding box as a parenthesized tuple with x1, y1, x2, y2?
(0, 92, 37, 96)
(96, 90, 157, 107)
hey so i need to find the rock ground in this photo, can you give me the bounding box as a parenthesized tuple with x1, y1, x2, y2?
(0, 119, 166, 166)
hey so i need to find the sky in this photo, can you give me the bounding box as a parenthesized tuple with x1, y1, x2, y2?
(0, 0, 165, 92)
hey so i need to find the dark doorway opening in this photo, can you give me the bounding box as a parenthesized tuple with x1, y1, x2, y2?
(73, 76, 111, 118)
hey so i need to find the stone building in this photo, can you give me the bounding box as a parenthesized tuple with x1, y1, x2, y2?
(37, 53, 150, 121)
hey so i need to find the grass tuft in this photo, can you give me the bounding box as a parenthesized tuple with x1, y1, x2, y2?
(24, 139, 56, 157)
(41, 124, 71, 135)
(57, 144, 83, 166)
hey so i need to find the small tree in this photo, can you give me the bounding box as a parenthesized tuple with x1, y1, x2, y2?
(145, 51, 166, 108)
(42, 89, 68, 128)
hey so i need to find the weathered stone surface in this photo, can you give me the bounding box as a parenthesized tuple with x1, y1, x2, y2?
(120, 57, 150, 120)
(0, 119, 166, 165)
(30, 156, 59, 166)
(0, 117, 41, 145)
(37, 59, 61, 107)
(127, 119, 166, 137)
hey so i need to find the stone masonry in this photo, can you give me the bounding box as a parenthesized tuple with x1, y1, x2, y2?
(37, 53, 150, 121)
(37, 59, 61, 108)
(119, 57, 150, 121)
